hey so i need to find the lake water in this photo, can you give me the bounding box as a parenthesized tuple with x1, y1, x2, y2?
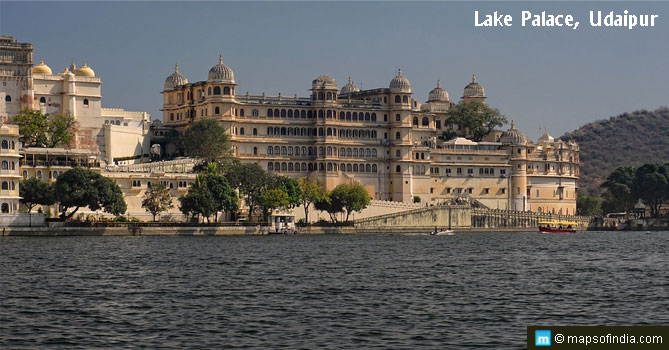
(1, 232, 668, 349)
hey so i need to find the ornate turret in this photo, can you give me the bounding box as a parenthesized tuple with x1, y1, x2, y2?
(462, 74, 486, 101)
(163, 63, 188, 90)
(341, 76, 359, 94)
(389, 68, 411, 93)
(208, 54, 235, 84)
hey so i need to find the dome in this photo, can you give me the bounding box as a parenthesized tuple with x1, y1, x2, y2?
(428, 80, 449, 102)
(207, 54, 235, 83)
(537, 132, 554, 143)
(61, 67, 75, 79)
(164, 63, 188, 90)
(340, 76, 359, 94)
(500, 121, 528, 145)
(74, 62, 95, 77)
(312, 75, 337, 90)
(389, 68, 411, 93)
(32, 60, 52, 75)
(462, 74, 485, 99)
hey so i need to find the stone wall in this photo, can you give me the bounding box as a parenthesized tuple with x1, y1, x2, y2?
(354, 205, 471, 229)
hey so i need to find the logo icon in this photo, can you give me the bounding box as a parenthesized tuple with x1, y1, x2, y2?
(535, 330, 551, 346)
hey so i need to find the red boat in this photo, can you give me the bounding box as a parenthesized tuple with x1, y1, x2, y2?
(539, 221, 577, 233)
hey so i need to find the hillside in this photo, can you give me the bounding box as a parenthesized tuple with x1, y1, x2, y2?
(561, 107, 669, 196)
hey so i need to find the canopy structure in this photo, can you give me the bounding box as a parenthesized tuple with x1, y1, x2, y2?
(539, 221, 579, 226)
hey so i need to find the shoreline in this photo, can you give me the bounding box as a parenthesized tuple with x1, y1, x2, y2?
(1, 226, 662, 236)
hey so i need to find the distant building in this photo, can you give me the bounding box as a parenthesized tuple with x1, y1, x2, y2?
(0, 124, 21, 214)
(160, 56, 579, 215)
(0, 35, 151, 165)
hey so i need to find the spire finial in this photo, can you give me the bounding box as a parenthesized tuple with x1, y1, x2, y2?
(348, 76, 353, 84)
(174, 63, 179, 73)
(437, 80, 441, 88)
(511, 120, 515, 129)
(472, 74, 476, 83)
(219, 54, 223, 64)
(398, 68, 402, 76)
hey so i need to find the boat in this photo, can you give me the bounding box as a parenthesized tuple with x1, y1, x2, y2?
(431, 229, 454, 235)
(538, 221, 577, 233)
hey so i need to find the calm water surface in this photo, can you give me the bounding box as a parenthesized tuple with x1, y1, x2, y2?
(1, 232, 668, 349)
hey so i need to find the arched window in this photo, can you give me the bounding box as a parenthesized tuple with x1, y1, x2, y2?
(267, 109, 273, 117)
(274, 146, 280, 154)
(319, 147, 324, 156)
(318, 128, 324, 136)
(372, 164, 377, 172)
(326, 128, 332, 136)
(319, 163, 324, 171)
(1, 161, 7, 170)
(326, 92, 332, 100)
(1, 140, 7, 149)
(287, 110, 293, 118)
(5, 95, 11, 102)
(346, 112, 351, 121)
(326, 110, 332, 119)
(339, 112, 345, 120)
(318, 92, 324, 100)
(83, 98, 89, 106)
(281, 163, 287, 171)
(39, 96, 46, 104)
(365, 112, 370, 121)
(372, 149, 377, 157)
(288, 146, 293, 155)
(301, 147, 306, 155)
(170, 113, 174, 121)
(371, 113, 377, 122)
(327, 163, 333, 172)
(301, 163, 307, 171)
(213, 86, 221, 95)
(208, 87, 212, 95)
(413, 117, 418, 126)
(275, 162, 280, 171)
(281, 127, 286, 136)
(22, 170, 27, 179)
(394, 95, 401, 103)
(346, 164, 352, 172)
(281, 109, 287, 118)
(1, 182, 7, 190)
(274, 109, 279, 117)
(396, 150, 400, 157)
(396, 132, 401, 140)
(301, 110, 306, 118)
(215, 107, 220, 115)
(288, 163, 294, 171)
(239, 109, 244, 117)
(353, 164, 358, 172)
(267, 127, 273, 136)
(365, 149, 371, 157)
(307, 110, 313, 118)
(267, 146, 273, 155)
(353, 112, 358, 121)
(403, 95, 409, 103)
(396, 114, 401, 121)
(239, 128, 244, 135)
(353, 148, 358, 157)
(223, 86, 230, 95)
(295, 147, 300, 156)
(346, 148, 352, 157)
(1, 203, 8, 213)
(281, 146, 287, 155)
(318, 110, 324, 119)
(253, 128, 257, 136)
(396, 165, 401, 172)
(422, 117, 429, 126)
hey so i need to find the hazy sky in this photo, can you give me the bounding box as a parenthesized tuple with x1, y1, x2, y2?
(2, 1, 667, 139)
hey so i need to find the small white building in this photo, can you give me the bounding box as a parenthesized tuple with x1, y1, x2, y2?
(0, 124, 22, 214)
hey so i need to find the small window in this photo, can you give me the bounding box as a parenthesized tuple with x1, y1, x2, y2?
(39, 97, 46, 104)
(395, 165, 401, 172)
(4, 95, 10, 102)
(83, 98, 89, 106)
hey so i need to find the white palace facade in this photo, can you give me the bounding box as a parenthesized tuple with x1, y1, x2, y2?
(161, 56, 580, 215)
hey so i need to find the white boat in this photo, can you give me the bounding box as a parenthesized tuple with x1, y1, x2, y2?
(431, 229, 454, 235)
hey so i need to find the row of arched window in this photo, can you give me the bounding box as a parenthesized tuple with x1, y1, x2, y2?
(1, 140, 16, 150)
(412, 117, 430, 127)
(312, 91, 337, 101)
(265, 145, 378, 159)
(262, 108, 378, 122)
(394, 95, 410, 104)
(265, 126, 377, 139)
(268, 162, 378, 173)
(1, 202, 17, 213)
(1, 181, 16, 191)
(1, 160, 16, 170)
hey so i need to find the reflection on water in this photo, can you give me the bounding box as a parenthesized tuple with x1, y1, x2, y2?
(1, 232, 668, 349)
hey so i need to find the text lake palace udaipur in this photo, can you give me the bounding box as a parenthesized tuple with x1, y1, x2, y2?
(475, 10, 659, 30)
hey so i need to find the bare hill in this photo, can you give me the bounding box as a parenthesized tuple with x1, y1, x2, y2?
(561, 107, 669, 196)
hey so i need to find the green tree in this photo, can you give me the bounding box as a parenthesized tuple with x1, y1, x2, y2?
(600, 165, 636, 213)
(224, 161, 273, 221)
(179, 188, 215, 222)
(273, 176, 301, 208)
(258, 188, 290, 221)
(11, 109, 77, 147)
(330, 184, 371, 222)
(576, 194, 602, 216)
(314, 191, 341, 223)
(19, 177, 55, 212)
(53, 168, 127, 219)
(633, 163, 669, 218)
(202, 173, 239, 221)
(141, 183, 174, 221)
(413, 195, 421, 203)
(447, 100, 507, 141)
(178, 119, 231, 161)
(297, 177, 327, 223)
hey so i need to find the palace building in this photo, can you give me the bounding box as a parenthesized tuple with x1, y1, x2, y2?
(161, 56, 580, 215)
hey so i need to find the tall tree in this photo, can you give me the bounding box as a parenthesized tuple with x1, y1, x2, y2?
(19, 177, 55, 213)
(576, 194, 602, 216)
(202, 173, 239, 221)
(179, 188, 215, 222)
(447, 100, 507, 141)
(600, 165, 636, 213)
(330, 184, 371, 222)
(11, 109, 77, 147)
(53, 168, 127, 219)
(141, 183, 174, 221)
(297, 177, 327, 223)
(258, 188, 290, 221)
(633, 163, 669, 218)
(178, 119, 231, 161)
(314, 191, 341, 223)
(224, 162, 272, 221)
(274, 176, 301, 208)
